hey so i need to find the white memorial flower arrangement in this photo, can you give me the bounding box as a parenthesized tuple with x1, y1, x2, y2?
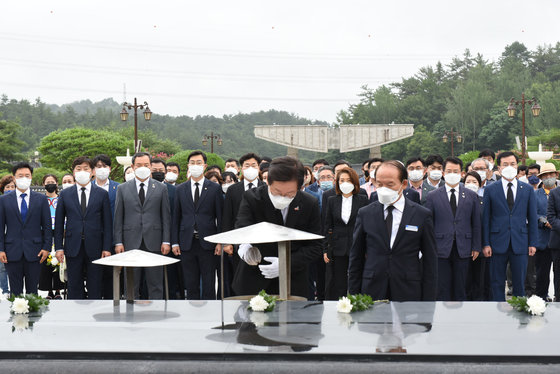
(508, 295, 547, 316)
(337, 294, 388, 313)
(9, 294, 50, 314)
(248, 290, 278, 312)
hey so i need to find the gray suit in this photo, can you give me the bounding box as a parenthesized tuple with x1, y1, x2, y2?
(113, 178, 171, 299)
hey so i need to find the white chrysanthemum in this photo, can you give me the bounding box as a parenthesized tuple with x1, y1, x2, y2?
(50, 257, 59, 266)
(11, 298, 29, 314)
(337, 296, 353, 313)
(527, 295, 547, 316)
(12, 314, 29, 331)
(249, 295, 269, 312)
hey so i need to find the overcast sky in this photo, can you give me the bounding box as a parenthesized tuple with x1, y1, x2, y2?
(1, 0, 559, 122)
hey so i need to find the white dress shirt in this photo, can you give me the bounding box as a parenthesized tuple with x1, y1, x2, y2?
(76, 182, 91, 207)
(501, 177, 517, 201)
(445, 184, 459, 209)
(96, 178, 110, 192)
(135, 177, 151, 199)
(383, 195, 405, 248)
(191, 177, 205, 201)
(341, 195, 352, 224)
(244, 178, 257, 191)
(16, 189, 30, 212)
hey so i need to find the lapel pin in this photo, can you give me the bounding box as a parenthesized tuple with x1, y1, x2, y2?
(294, 206, 300, 211)
(152, 183, 155, 189)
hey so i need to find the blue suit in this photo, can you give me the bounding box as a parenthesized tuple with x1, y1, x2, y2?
(172, 178, 223, 299)
(424, 185, 481, 300)
(92, 179, 119, 217)
(304, 182, 322, 211)
(482, 180, 538, 300)
(0, 191, 52, 295)
(534, 188, 553, 299)
(54, 183, 113, 299)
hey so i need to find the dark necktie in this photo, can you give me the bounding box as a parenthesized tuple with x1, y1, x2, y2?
(247, 182, 254, 190)
(194, 182, 200, 206)
(20, 193, 28, 222)
(507, 182, 514, 211)
(386, 205, 394, 241)
(81, 187, 87, 214)
(139, 183, 145, 205)
(450, 188, 457, 216)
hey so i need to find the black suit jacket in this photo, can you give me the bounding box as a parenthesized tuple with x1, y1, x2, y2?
(348, 199, 437, 301)
(232, 185, 322, 298)
(547, 187, 560, 249)
(322, 187, 367, 223)
(323, 194, 369, 257)
(369, 187, 420, 205)
(222, 180, 266, 233)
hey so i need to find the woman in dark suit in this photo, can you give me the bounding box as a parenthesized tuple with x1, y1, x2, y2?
(323, 167, 369, 300)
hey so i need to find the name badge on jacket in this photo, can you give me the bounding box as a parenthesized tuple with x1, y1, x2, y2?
(405, 225, 418, 232)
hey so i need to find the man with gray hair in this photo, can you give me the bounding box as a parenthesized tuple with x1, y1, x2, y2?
(471, 158, 493, 197)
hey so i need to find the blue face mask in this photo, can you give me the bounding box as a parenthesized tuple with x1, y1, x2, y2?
(528, 175, 540, 185)
(320, 181, 334, 191)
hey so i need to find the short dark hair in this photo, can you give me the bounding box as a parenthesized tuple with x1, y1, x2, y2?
(361, 159, 370, 167)
(443, 157, 463, 171)
(167, 162, 181, 173)
(132, 152, 152, 165)
(376, 160, 408, 182)
(425, 154, 444, 167)
(221, 171, 239, 183)
(62, 173, 75, 182)
(368, 158, 384, 168)
(42, 173, 58, 185)
(465, 162, 472, 172)
(151, 158, 167, 168)
(239, 153, 262, 166)
(268, 156, 305, 189)
(12, 162, 33, 176)
(517, 165, 528, 173)
(225, 158, 239, 167)
(333, 160, 352, 170)
(93, 154, 112, 167)
(405, 157, 425, 168)
(496, 151, 519, 166)
(123, 166, 132, 178)
(527, 163, 540, 172)
(261, 156, 272, 163)
(0, 175, 15, 194)
(312, 159, 329, 168)
(207, 165, 222, 173)
(259, 162, 270, 172)
(479, 149, 495, 161)
(464, 171, 482, 187)
(187, 150, 207, 163)
(72, 156, 94, 170)
(205, 170, 223, 184)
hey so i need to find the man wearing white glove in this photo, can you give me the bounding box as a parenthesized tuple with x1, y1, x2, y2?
(232, 156, 322, 299)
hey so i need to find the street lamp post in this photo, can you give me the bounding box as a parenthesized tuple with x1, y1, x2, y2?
(507, 93, 541, 165)
(442, 128, 462, 157)
(202, 132, 223, 153)
(120, 98, 152, 153)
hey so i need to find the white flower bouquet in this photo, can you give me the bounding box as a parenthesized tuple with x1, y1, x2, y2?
(337, 294, 389, 313)
(248, 290, 278, 312)
(508, 295, 547, 316)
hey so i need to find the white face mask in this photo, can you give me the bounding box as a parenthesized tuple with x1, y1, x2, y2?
(339, 182, 355, 195)
(225, 167, 238, 175)
(429, 170, 443, 181)
(62, 183, 74, 190)
(222, 183, 234, 193)
(268, 190, 294, 210)
(465, 183, 479, 193)
(189, 164, 204, 178)
(501, 166, 517, 181)
(15, 177, 32, 191)
(313, 171, 319, 180)
(74, 171, 91, 185)
(165, 172, 178, 183)
(125, 173, 135, 182)
(476, 170, 488, 182)
(488, 162, 495, 170)
(134, 167, 151, 180)
(243, 167, 259, 182)
(95, 167, 110, 181)
(408, 169, 424, 182)
(518, 175, 529, 184)
(377, 186, 402, 205)
(444, 173, 461, 186)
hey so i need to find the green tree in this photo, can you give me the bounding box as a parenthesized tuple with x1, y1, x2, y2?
(0, 118, 25, 161)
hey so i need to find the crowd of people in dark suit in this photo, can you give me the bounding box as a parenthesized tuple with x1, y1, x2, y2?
(0, 147, 558, 303)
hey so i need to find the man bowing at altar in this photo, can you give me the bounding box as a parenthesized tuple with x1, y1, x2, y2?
(232, 156, 322, 299)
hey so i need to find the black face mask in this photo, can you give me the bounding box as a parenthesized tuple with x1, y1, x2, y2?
(364, 170, 369, 178)
(152, 172, 165, 182)
(45, 184, 58, 193)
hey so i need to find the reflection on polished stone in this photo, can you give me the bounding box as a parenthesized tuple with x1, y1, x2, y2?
(0, 300, 559, 358)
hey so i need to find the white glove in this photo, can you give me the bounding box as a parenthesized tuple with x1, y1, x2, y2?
(259, 257, 279, 279)
(238, 243, 262, 266)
